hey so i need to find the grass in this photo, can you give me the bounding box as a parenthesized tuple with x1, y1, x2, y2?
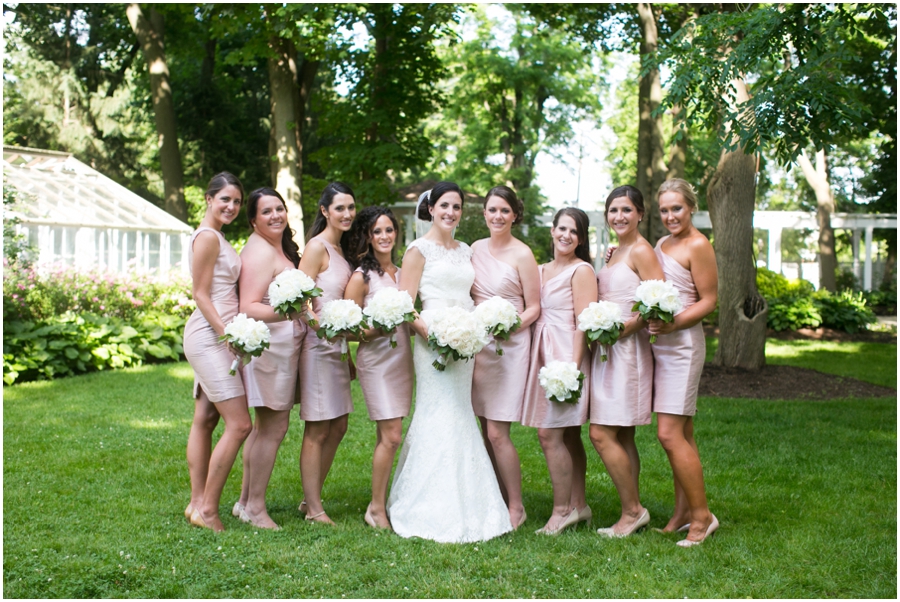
(3, 340, 897, 598)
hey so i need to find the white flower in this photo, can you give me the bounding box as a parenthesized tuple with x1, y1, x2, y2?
(578, 301, 624, 333)
(363, 288, 415, 331)
(427, 306, 491, 370)
(632, 279, 682, 343)
(319, 299, 365, 333)
(633, 279, 669, 308)
(222, 313, 271, 374)
(474, 296, 520, 333)
(267, 269, 321, 314)
(659, 290, 682, 314)
(538, 360, 584, 404)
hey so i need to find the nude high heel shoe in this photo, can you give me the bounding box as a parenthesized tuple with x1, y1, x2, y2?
(676, 514, 718, 547)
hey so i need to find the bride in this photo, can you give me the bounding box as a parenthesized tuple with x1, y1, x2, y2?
(386, 181, 513, 543)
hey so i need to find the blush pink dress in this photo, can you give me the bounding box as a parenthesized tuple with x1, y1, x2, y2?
(471, 242, 532, 422)
(521, 262, 592, 428)
(297, 242, 353, 421)
(183, 227, 245, 402)
(651, 239, 705, 416)
(589, 262, 653, 426)
(243, 269, 305, 412)
(355, 266, 414, 421)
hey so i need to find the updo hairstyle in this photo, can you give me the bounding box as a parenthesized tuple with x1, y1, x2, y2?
(484, 185, 525, 225)
(416, 181, 465, 221)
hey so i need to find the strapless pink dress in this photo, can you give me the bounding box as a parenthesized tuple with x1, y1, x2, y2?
(297, 242, 353, 421)
(183, 227, 245, 402)
(356, 267, 414, 421)
(651, 240, 705, 416)
(589, 262, 653, 426)
(521, 262, 591, 428)
(243, 269, 305, 412)
(471, 242, 532, 422)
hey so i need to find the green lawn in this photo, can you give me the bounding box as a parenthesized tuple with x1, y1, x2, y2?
(3, 340, 896, 598)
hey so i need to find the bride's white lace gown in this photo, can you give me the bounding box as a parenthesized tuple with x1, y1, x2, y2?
(386, 238, 513, 543)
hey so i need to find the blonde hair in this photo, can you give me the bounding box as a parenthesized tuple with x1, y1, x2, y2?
(658, 178, 698, 210)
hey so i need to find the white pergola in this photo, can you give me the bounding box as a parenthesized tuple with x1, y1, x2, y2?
(4, 146, 192, 274)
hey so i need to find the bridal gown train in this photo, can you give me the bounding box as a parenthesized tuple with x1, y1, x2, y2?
(386, 238, 513, 543)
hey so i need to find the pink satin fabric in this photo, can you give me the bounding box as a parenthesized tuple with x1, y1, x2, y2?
(297, 242, 354, 421)
(651, 240, 705, 416)
(521, 262, 591, 428)
(470, 243, 532, 422)
(183, 227, 245, 402)
(356, 267, 414, 421)
(589, 262, 653, 426)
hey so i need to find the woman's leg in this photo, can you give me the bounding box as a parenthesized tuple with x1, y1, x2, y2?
(369, 417, 403, 528)
(589, 424, 644, 531)
(300, 419, 332, 523)
(564, 426, 588, 512)
(186, 390, 220, 515)
(537, 427, 574, 530)
(196, 395, 252, 531)
(657, 413, 713, 540)
(479, 416, 508, 504)
(319, 413, 349, 490)
(236, 414, 259, 509)
(486, 419, 525, 526)
(244, 407, 291, 529)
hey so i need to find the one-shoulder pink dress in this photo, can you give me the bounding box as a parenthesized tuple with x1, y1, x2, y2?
(471, 242, 532, 422)
(356, 267, 414, 421)
(589, 262, 653, 426)
(243, 269, 305, 412)
(297, 242, 353, 421)
(521, 262, 591, 428)
(651, 239, 705, 416)
(183, 227, 244, 402)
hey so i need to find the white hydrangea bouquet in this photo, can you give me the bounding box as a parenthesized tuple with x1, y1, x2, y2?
(362, 288, 416, 349)
(473, 296, 522, 356)
(220, 313, 271, 375)
(267, 269, 323, 327)
(538, 360, 585, 404)
(316, 299, 368, 360)
(632, 279, 683, 343)
(577, 301, 625, 362)
(426, 306, 490, 371)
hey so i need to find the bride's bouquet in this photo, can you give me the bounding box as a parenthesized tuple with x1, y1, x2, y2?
(362, 288, 416, 349)
(632, 279, 683, 343)
(473, 296, 521, 356)
(538, 360, 585, 404)
(577, 301, 625, 362)
(220, 313, 271, 375)
(267, 269, 323, 327)
(316, 299, 367, 360)
(426, 306, 490, 371)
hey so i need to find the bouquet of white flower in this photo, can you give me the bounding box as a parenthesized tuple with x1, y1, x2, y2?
(426, 306, 491, 371)
(316, 299, 368, 360)
(473, 296, 522, 356)
(220, 313, 271, 375)
(577, 301, 625, 362)
(632, 279, 683, 343)
(362, 288, 416, 349)
(266, 269, 323, 327)
(538, 360, 585, 404)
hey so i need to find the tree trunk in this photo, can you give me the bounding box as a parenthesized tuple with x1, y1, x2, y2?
(666, 104, 688, 180)
(708, 77, 767, 370)
(126, 4, 187, 222)
(293, 56, 319, 207)
(882, 237, 896, 289)
(268, 35, 305, 247)
(635, 3, 668, 246)
(797, 149, 837, 292)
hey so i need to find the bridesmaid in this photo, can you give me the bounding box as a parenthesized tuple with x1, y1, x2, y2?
(344, 206, 414, 531)
(233, 188, 303, 530)
(522, 207, 597, 535)
(470, 185, 540, 530)
(296, 182, 357, 525)
(647, 178, 719, 547)
(588, 185, 664, 537)
(183, 172, 252, 531)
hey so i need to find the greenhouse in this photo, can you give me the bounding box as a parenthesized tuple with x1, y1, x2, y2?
(4, 146, 192, 274)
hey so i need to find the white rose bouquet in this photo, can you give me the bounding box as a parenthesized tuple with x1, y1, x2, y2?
(266, 269, 323, 327)
(316, 299, 368, 360)
(362, 288, 416, 349)
(577, 301, 625, 362)
(220, 313, 271, 375)
(538, 360, 585, 404)
(632, 279, 683, 343)
(473, 296, 522, 356)
(426, 306, 491, 371)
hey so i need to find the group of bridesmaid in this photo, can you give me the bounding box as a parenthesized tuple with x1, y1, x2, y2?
(182, 170, 719, 547)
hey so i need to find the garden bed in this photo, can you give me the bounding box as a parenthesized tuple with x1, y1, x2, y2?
(700, 363, 896, 400)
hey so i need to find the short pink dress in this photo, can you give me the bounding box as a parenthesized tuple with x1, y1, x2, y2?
(521, 262, 592, 428)
(243, 269, 305, 412)
(356, 267, 414, 421)
(651, 239, 705, 416)
(471, 242, 532, 422)
(183, 227, 245, 402)
(297, 242, 353, 421)
(589, 262, 653, 426)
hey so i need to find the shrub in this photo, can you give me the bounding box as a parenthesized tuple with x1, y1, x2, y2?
(767, 296, 822, 331)
(756, 267, 814, 299)
(835, 268, 859, 292)
(863, 280, 897, 315)
(813, 290, 877, 334)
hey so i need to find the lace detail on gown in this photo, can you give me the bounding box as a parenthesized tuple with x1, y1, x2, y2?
(386, 237, 512, 543)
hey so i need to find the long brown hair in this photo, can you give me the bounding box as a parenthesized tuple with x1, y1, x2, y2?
(246, 187, 300, 267)
(552, 207, 591, 264)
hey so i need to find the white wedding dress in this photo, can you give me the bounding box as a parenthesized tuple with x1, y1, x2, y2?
(386, 238, 513, 543)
